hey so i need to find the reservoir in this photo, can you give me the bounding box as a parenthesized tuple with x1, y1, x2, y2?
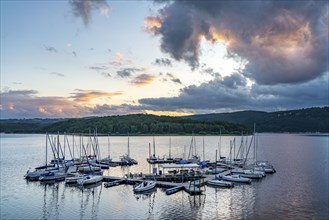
(0, 133, 328, 219)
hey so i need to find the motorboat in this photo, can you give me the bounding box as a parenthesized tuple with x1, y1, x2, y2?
(253, 161, 276, 173)
(217, 174, 252, 183)
(207, 179, 234, 188)
(133, 181, 156, 193)
(77, 175, 103, 185)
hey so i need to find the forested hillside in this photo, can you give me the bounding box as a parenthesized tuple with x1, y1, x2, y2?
(1, 114, 249, 135)
(185, 107, 329, 132)
(1, 107, 327, 134)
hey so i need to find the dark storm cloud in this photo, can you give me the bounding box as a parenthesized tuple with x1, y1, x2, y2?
(69, 0, 110, 26)
(139, 73, 329, 112)
(154, 58, 172, 66)
(148, 0, 328, 84)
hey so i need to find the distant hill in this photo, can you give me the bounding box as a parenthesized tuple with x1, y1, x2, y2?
(1, 107, 327, 134)
(0, 118, 65, 133)
(184, 107, 329, 133)
(0, 114, 249, 135)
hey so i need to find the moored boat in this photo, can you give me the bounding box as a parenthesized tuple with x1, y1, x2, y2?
(77, 175, 103, 185)
(133, 181, 156, 193)
(231, 169, 264, 179)
(65, 173, 87, 184)
(217, 174, 252, 183)
(39, 171, 67, 182)
(207, 179, 234, 188)
(252, 161, 276, 173)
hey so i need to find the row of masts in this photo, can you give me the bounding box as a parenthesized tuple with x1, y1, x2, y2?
(147, 128, 259, 166)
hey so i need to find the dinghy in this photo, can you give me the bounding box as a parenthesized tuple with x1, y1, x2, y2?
(207, 179, 234, 188)
(217, 174, 252, 183)
(133, 181, 156, 193)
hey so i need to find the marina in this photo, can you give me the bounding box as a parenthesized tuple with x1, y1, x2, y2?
(1, 133, 328, 219)
(21, 132, 276, 197)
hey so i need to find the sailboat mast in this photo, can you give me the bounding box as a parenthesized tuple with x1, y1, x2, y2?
(127, 134, 130, 157)
(219, 128, 222, 160)
(149, 142, 151, 158)
(45, 133, 48, 166)
(203, 136, 205, 161)
(153, 136, 156, 156)
(254, 123, 257, 162)
(169, 136, 172, 158)
(72, 133, 75, 160)
(108, 134, 110, 157)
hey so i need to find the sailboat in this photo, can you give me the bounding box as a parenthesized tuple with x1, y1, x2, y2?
(119, 135, 138, 166)
(146, 136, 177, 164)
(187, 134, 200, 163)
(100, 135, 119, 167)
(24, 133, 66, 181)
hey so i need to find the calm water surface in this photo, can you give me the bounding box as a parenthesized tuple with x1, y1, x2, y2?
(0, 133, 328, 219)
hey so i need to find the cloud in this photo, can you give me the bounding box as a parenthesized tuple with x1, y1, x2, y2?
(69, 0, 111, 26)
(154, 58, 172, 66)
(116, 67, 144, 78)
(50, 72, 65, 77)
(130, 74, 156, 86)
(101, 72, 111, 78)
(0, 90, 133, 119)
(70, 89, 123, 102)
(0, 90, 90, 118)
(201, 66, 220, 78)
(139, 72, 329, 112)
(109, 53, 132, 67)
(89, 65, 109, 71)
(44, 45, 58, 53)
(147, 1, 328, 84)
(91, 104, 146, 116)
(163, 73, 182, 84)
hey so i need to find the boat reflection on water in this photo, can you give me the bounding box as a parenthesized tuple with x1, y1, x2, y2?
(134, 187, 157, 200)
(42, 183, 66, 220)
(78, 181, 103, 220)
(188, 194, 206, 208)
(78, 181, 102, 190)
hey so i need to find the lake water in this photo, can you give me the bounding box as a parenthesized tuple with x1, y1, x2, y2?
(0, 133, 328, 219)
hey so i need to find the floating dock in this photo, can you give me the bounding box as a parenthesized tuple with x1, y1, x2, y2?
(102, 174, 217, 195)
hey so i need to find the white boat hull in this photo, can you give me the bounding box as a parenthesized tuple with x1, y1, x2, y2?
(133, 181, 156, 192)
(77, 175, 103, 185)
(220, 175, 252, 183)
(207, 180, 234, 187)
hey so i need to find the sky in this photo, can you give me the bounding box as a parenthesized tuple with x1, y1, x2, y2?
(1, 0, 328, 119)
